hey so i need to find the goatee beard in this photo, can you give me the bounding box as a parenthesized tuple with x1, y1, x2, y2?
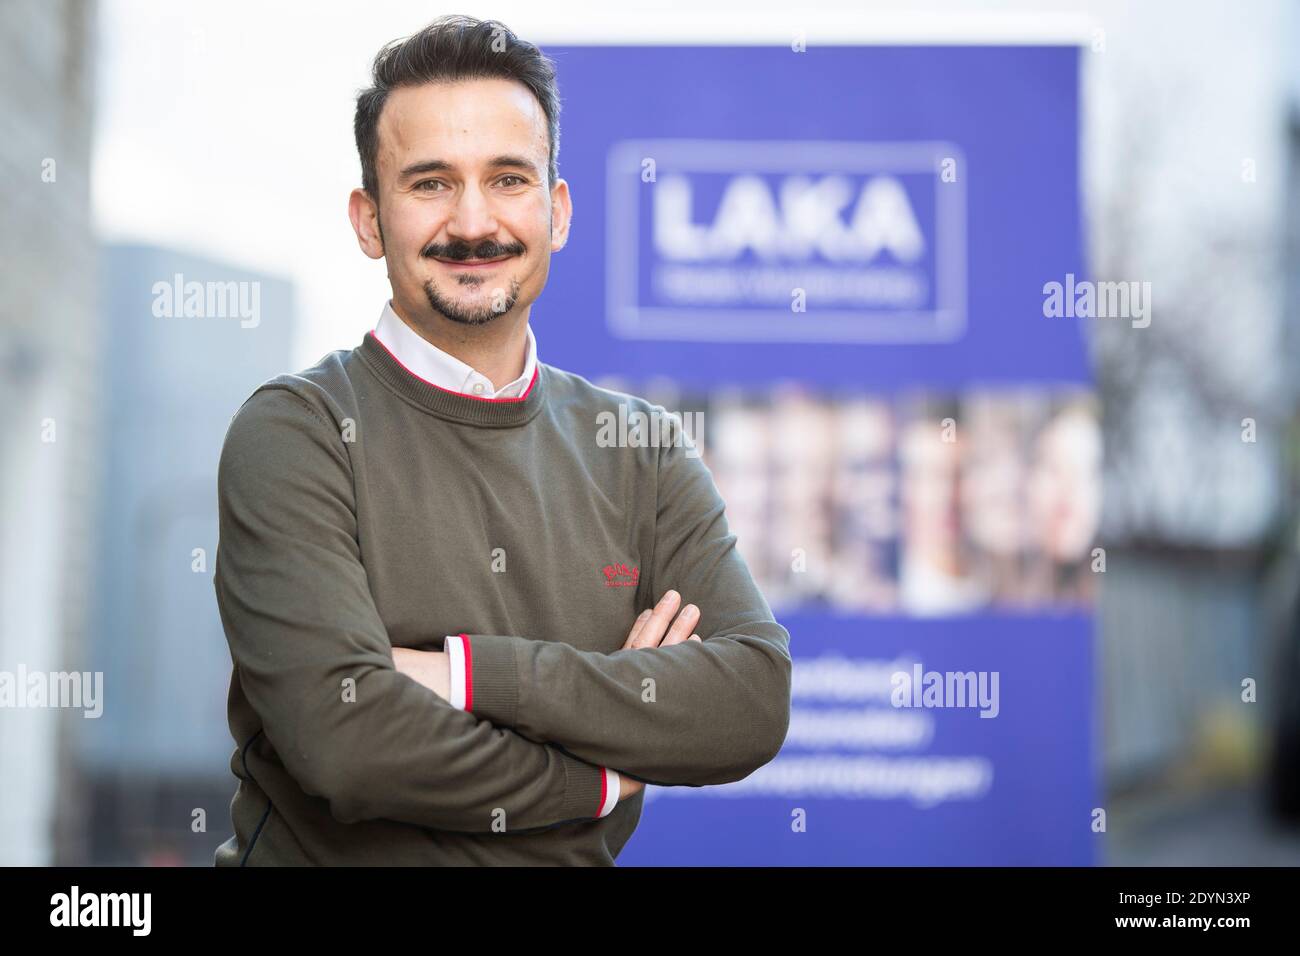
(423, 276, 522, 326)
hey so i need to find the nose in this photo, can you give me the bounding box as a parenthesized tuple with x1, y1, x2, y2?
(445, 182, 499, 243)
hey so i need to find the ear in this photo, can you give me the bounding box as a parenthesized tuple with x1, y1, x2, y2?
(549, 177, 572, 253)
(348, 188, 385, 259)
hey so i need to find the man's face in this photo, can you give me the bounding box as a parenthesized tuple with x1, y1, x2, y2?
(353, 77, 570, 327)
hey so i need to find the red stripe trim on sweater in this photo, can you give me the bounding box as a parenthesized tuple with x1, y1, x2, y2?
(458, 633, 473, 711)
(366, 330, 538, 402)
(597, 768, 607, 818)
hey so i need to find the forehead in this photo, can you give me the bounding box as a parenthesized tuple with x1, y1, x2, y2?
(376, 77, 548, 176)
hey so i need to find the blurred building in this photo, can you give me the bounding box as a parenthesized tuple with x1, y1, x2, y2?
(0, 0, 99, 865)
(1076, 1, 1296, 806)
(82, 244, 294, 864)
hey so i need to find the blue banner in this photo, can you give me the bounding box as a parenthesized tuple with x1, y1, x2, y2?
(542, 44, 1096, 865)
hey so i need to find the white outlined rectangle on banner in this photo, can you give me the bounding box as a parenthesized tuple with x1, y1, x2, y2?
(605, 139, 967, 343)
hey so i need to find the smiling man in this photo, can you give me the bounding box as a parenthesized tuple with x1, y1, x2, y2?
(213, 14, 792, 866)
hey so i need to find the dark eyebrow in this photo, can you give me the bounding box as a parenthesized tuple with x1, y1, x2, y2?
(398, 155, 541, 182)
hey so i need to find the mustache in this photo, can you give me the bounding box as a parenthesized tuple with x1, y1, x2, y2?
(422, 239, 525, 261)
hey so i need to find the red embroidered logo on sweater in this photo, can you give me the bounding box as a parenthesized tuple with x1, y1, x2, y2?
(602, 563, 640, 588)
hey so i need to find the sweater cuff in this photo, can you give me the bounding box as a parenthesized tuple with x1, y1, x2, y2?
(457, 634, 520, 727)
(559, 754, 610, 821)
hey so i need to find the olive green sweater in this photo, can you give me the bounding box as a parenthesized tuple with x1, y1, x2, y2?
(212, 330, 792, 865)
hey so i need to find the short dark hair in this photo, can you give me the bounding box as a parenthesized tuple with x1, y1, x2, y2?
(354, 15, 562, 202)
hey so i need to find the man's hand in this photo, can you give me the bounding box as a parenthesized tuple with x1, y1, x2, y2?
(622, 590, 702, 650)
(614, 590, 700, 798)
(392, 647, 451, 702)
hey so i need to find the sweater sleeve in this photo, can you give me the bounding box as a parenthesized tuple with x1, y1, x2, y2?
(214, 385, 608, 832)
(443, 634, 620, 818)
(457, 426, 793, 787)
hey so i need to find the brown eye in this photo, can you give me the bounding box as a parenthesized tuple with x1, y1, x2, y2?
(499, 175, 525, 187)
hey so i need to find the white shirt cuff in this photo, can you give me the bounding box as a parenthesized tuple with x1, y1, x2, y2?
(598, 768, 620, 817)
(444, 634, 468, 710)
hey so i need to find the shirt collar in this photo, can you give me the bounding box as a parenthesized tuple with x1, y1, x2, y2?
(372, 300, 537, 399)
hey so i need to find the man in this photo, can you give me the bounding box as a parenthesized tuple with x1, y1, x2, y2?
(213, 14, 791, 866)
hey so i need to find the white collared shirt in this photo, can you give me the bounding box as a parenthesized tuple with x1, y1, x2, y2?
(371, 300, 620, 819)
(372, 299, 538, 399)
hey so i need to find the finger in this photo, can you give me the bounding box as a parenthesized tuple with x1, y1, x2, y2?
(688, 634, 702, 642)
(660, 604, 700, 646)
(632, 590, 680, 649)
(623, 609, 653, 649)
